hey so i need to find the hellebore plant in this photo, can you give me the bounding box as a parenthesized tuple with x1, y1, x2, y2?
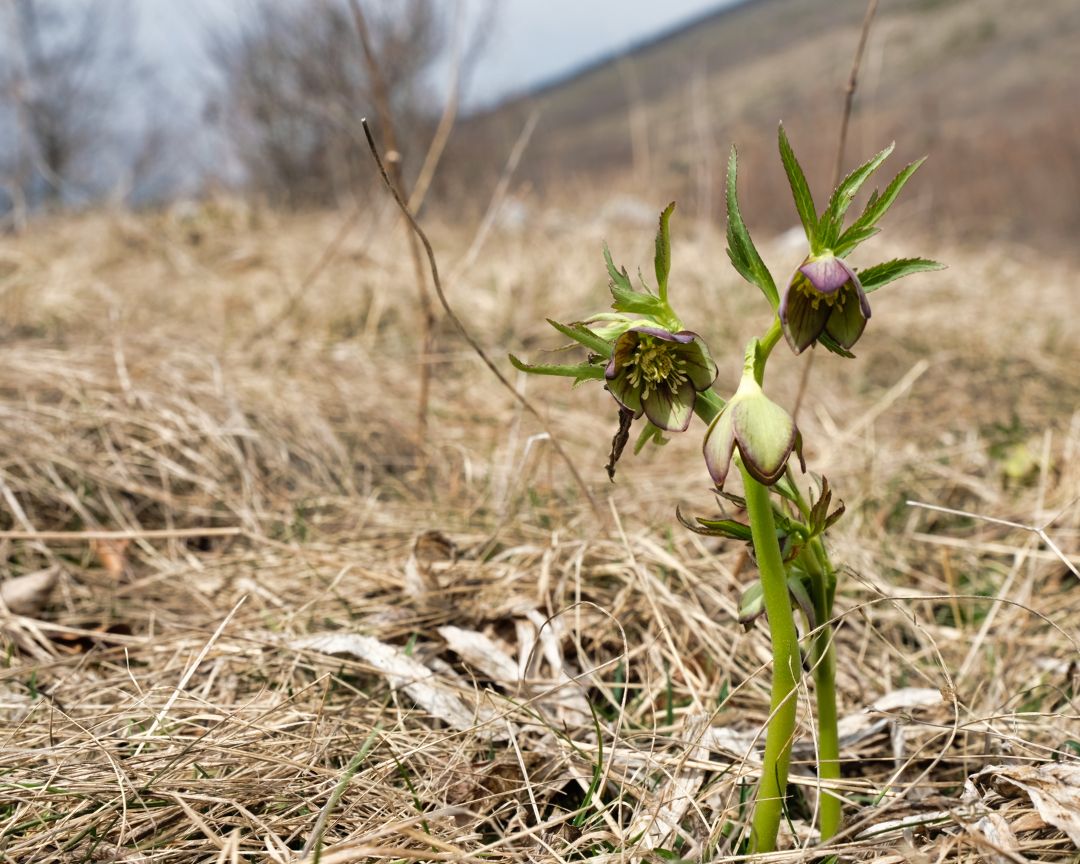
(510, 125, 942, 853)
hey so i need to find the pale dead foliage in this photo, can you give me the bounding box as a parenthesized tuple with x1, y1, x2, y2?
(0, 205, 1078, 861)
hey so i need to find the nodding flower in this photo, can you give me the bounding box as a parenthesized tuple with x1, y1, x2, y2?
(605, 327, 718, 432)
(780, 254, 871, 354)
(703, 373, 798, 488)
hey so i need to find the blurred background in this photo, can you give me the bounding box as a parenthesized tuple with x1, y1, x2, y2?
(1, 0, 1078, 253)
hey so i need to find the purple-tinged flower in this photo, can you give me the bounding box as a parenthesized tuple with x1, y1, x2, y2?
(605, 327, 718, 432)
(703, 375, 798, 488)
(780, 254, 871, 354)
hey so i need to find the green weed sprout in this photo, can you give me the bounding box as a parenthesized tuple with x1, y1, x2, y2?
(510, 124, 943, 853)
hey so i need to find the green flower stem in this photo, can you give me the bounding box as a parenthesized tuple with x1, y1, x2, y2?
(758, 316, 783, 359)
(801, 540, 841, 840)
(741, 463, 802, 854)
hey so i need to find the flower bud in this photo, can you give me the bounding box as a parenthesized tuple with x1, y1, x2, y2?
(703, 375, 797, 487)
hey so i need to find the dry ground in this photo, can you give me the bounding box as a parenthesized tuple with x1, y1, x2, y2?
(0, 201, 1079, 862)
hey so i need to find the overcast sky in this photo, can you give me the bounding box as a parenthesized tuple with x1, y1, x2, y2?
(137, 0, 739, 109)
(463, 0, 739, 105)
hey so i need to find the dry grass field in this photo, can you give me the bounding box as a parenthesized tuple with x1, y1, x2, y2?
(0, 194, 1078, 862)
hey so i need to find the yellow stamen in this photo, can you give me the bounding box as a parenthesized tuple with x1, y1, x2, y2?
(625, 335, 688, 401)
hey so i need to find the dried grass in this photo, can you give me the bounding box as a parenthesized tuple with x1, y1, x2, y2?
(0, 203, 1078, 862)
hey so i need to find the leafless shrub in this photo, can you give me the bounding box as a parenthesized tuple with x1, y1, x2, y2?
(0, 0, 137, 214)
(208, 0, 446, 207)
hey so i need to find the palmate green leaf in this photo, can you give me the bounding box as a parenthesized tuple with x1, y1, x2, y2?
(725, 146, 779, 309)
(546, 318, 613, 357)
(836, 157, 926, 255)
(654, 202, 675, 303)
(508, 354, 606, 385)
(819, 142, 895, 249)
(832, 226, 880, 256)
(778, 124, 818, 247)
(692, 517, 754, 542)
(858, 257, 945, 293)
(603, 243, 632, 293)
(603, 243, 666, 317)
(676, 505, 754, 542)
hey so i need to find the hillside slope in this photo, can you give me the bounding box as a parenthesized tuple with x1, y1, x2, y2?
(447, 0, 1080, 250)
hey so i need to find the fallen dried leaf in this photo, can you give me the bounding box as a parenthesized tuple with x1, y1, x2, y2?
(292, 632, 506, 739)
(974, 762, 1080, 847)
(1, 568, 59, 617)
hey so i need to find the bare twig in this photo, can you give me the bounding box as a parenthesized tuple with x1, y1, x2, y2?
(833, 0, 881, 189)
(361, 119, 602, 519)
(447, 111, 539, 283)
(906, 500, 1080, 578)
(0, 527, 241, 541)
(407, 0, 465, 213)
(349, 0, 437, 439)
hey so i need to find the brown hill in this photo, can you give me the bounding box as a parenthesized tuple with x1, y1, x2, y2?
(445, 0, 1080, 251)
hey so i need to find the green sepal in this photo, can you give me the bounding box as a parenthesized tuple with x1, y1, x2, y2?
(603, 244, 666, 317)
(634, 421, 669, 455)
(508, 354, 606, 385)
(778, 124, 818, 248)
(836, 157, 926, 254)
(858, 257, 946, 293)
(546, 318, 613, 357)
(654, 202, 675, 303)
(725, 146, 779, 309)
(819, 142, 895, 248)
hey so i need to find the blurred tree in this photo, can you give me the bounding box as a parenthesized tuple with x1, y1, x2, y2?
(208, 0, 447, 207)
(0, 0, 133, 216)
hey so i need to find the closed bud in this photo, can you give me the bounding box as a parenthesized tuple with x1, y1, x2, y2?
(703, 374, 797, 488)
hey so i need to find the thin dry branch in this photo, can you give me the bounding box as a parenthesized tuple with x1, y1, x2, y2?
(349, 0, 437, 438)
(361, 118, 602, 519)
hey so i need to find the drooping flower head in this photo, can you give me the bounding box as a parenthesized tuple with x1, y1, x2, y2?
(703, 373, 798, 488)
(780, 254, 871, 354)
(605, 327, 717, 432)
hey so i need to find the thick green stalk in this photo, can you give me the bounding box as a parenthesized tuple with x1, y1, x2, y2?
(742, 465, 802, 854)
(803, 540, 842, 840)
